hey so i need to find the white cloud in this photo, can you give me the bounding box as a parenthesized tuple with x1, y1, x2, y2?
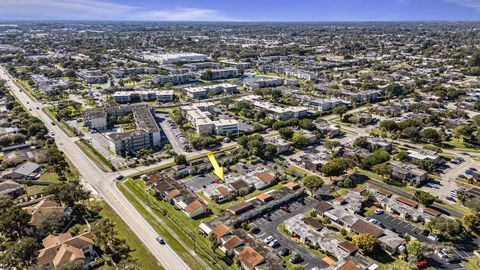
(445, 0, 480, 10)
(0, 0, 229, 21)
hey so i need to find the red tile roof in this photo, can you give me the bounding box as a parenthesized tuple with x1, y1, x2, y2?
(184, 200, 204, 213)
(256, 172, 274, 183)
(238, 246, 264, 269)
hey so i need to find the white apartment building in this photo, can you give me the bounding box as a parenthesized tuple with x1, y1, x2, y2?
(205, 68, 239, 80)
(184, 83, 238, 99)
(182, 102, 239, 135)
(112, 90, 174, 103)
(239, 95, 308, 120)
(83, 105, 163, 154)
(285, 68, 318, 81)
(152, 73, 196, 85)
(143, 52, 208, 64)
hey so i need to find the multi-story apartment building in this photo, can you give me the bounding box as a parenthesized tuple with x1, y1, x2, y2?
(152, 73, 196, 85)
(83, 104, 163, 154)
(112, 90, 174, 103)
(184, 83, 238, 99)
(182, 102, 239, 135)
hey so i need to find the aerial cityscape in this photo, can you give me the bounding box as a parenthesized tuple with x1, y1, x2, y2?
(0, 1, 480, 270)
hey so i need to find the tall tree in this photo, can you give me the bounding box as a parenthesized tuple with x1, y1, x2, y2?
(0, 237, 39, 268)
(46, 182, 90, 206)
(352, 234, 378, 254)
(303, 176, 324, 195)
(0, 207, 31, 240)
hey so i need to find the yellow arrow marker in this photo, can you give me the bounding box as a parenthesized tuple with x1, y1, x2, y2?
(207, 152, 224, 180)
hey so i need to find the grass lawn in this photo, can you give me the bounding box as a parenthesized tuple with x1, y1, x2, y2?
(42, 107, 77, 137)
(75, 139, 114, 172)
(26, 185, 46, 196)
(464, 256, 480, 270)
(444, 139, 480, 152)
(120, 180, 238, 270)
(116, 183, 204, 270)
(93, 200, 164, 270)
(16, 80, 40, 101)
(92, 202, 164, 269)
(38, 172, 61, 183)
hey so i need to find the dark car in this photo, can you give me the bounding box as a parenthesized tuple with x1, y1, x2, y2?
(280, 248, 290, 256)
(116, 175, 124, 180)
(250, 227, 261, 234)
(156, 236, 165, 244)
(289, 254, 302, 264)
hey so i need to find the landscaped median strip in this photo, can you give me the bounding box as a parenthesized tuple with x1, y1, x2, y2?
(42, 107, 78, 137)
(116, 182, 205, 270)
(124, 179, 238, 270)
(118, 180, 241, 270)
(74, 139, 114, 172)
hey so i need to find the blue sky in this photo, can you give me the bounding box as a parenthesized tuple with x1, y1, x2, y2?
(0, 0, 480, 21)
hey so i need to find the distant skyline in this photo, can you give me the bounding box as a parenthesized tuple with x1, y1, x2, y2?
(1, 0, 480, 21)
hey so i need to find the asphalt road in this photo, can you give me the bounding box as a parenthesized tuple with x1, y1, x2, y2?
(0, 66, 192, 270)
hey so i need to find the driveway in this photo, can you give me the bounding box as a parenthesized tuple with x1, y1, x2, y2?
(253, 197, 329, 269)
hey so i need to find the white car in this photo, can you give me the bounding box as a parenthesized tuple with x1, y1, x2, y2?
(268, 239, 278, 247)
(264, 235, 274, 244)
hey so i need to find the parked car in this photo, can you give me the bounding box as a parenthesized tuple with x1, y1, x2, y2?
(445, 196, 456, 202)
(415, 260, 428, 268)
(280, 205, 290, 212)
(289, 254, 302, 264)
(470, 167, 478, 171)
(374, 209, 383, 215)
(250, 227, 260, 234)
(264, 235, 274, 244)
(458, 174, 467, 179)
(269, 239, 279, 247)
(116, 175, 124, 180)
(280, 248, 290, 256)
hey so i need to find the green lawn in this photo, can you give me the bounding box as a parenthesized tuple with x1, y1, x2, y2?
(444, 139, 480, 152)
(120, 179, 239, 270)
(94, 200, 164, 270)
(75, 139, 114, 172)
(42, 107, 77, 137)
(116, 183, 204, 270)
(464, 256, 480, 270)
(38, 172, 61, 183)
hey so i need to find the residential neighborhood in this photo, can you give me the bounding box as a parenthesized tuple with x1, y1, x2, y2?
(0, 5, 480, 270)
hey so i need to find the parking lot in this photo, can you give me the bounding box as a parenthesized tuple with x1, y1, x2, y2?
(157, 113, 189, 154)
(252, 197, 328, 269)
(369, 212, 471, 270)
